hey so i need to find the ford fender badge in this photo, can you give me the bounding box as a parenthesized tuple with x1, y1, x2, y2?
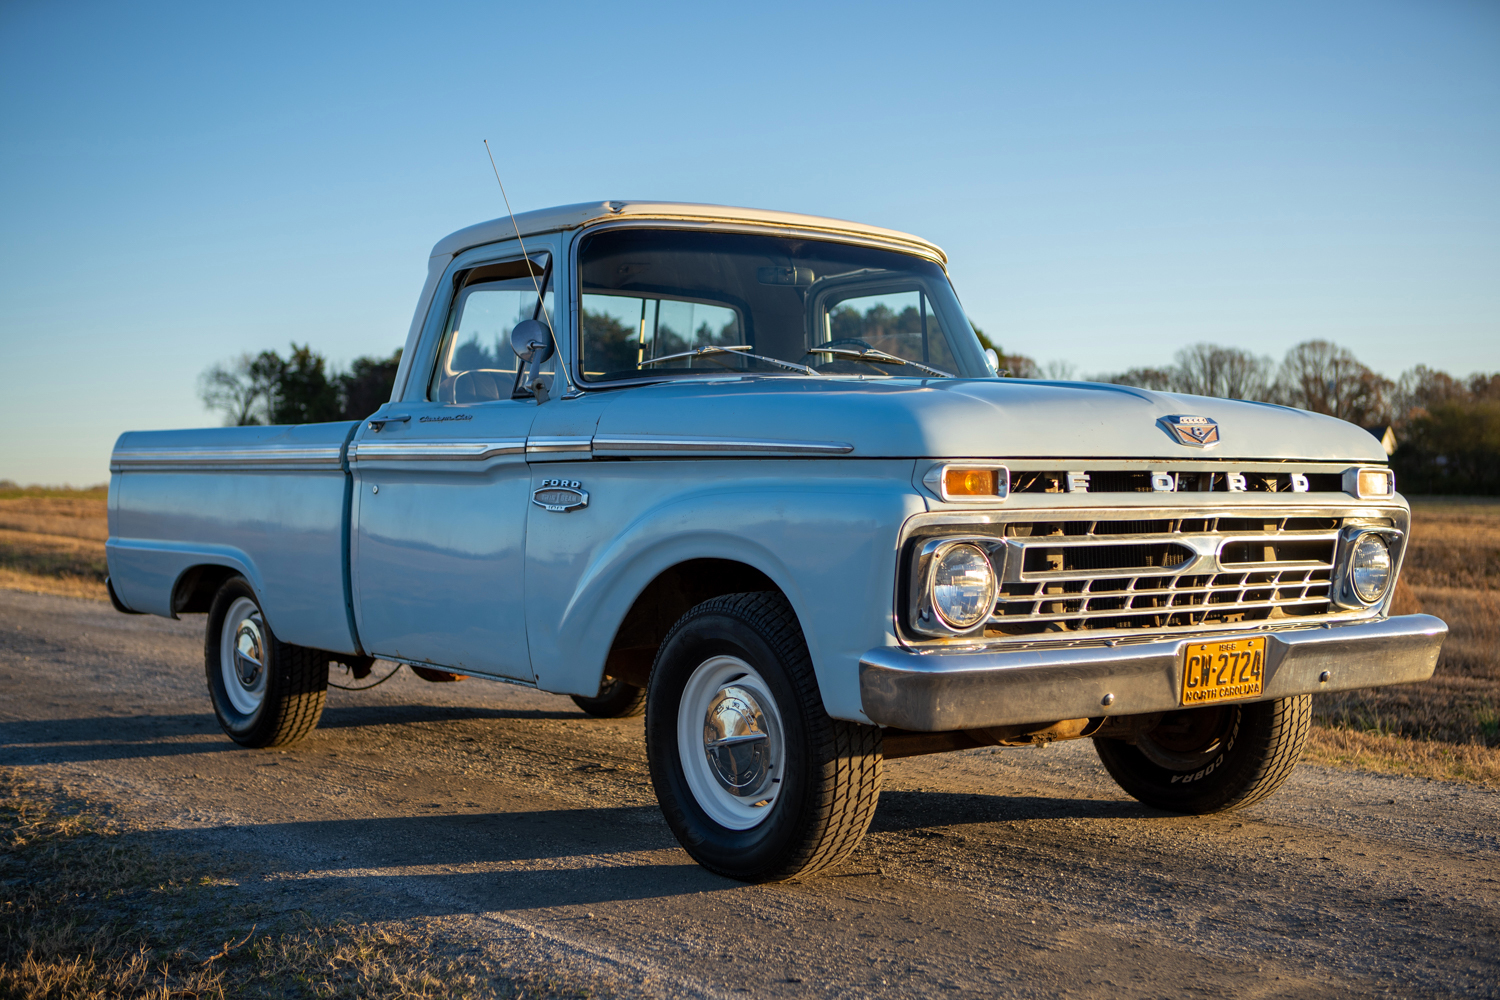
(1160, 414, 1220, 448)
(532, 479, 589, 513)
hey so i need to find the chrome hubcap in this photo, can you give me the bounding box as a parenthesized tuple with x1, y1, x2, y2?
(703, 685, 774, 799)
(677, 656, 785, 830)
(220, 596, 268, 716)
(234, 619, 264, 688)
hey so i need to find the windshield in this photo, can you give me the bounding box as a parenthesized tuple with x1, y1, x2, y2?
(576, 228, 988, 382)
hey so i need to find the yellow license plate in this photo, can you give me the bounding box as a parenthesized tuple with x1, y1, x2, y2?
(1180, 637, 1266, 706)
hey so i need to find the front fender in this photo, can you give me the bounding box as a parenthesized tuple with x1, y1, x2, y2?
(524, 459, 924, 722)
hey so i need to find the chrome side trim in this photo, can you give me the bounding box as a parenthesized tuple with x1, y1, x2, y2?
(526, 435, 594, 457)
(859, 613, 1447, 731)
(349, 439, 527, 462)
(592, 435, 855, 456)
(110, 446, 344, 472)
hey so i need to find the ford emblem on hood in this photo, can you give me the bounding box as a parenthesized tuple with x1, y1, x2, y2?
(1161, 415, 1220, 448)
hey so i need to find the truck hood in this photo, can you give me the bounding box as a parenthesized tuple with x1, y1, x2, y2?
(591, 377, 1387, 462)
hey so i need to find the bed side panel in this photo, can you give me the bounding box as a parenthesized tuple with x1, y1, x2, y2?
(107, 423, 357, 653)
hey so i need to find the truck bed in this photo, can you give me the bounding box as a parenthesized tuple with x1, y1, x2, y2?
(107, 422, 360, 654)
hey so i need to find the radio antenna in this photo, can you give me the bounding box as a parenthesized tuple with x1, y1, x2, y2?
(483, 140, 574, 394)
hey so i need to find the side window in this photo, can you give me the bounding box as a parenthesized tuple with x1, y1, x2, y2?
(581, 294, 740, 380)
(818, 289, 956, 371)
(428, 257, 552, 403)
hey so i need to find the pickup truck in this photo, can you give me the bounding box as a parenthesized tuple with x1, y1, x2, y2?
(107, 200, 1447, 882)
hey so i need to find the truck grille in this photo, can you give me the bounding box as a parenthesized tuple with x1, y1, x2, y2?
(987, 515, 1343, 636)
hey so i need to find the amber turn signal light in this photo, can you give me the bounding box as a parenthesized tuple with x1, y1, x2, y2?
(1356, 468, 1395, 498)
(944, 468, 1001, 497)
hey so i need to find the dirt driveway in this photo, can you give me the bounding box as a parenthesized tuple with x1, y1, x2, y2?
(2, 588, 1496, 999)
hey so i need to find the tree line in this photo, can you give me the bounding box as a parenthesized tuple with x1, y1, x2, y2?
(199, 345, 402, 426)
(980, 334, 1500, 496)
(202, 336, 1499, 495)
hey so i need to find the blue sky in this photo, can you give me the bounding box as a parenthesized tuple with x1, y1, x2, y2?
(2, 0, 1496, 484)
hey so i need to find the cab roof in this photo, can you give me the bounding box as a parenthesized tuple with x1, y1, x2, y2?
(430, 201, 947, 265)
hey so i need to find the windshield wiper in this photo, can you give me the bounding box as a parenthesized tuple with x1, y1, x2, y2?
(639, 345, 815, 375)
(805, 346, 952, 378)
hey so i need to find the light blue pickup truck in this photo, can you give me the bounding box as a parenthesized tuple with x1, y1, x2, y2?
(107, 201, 1446, 882)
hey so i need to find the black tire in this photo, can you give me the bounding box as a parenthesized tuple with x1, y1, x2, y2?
(1093, 695, 1311, 814)
(204, 577, 328, 748)
(645, 591, 883, 882)
(571, 675, 647, 718)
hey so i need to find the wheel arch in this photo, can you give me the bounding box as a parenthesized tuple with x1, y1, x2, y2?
(599, 557, 781, 689)
(172, 563, 247, 617)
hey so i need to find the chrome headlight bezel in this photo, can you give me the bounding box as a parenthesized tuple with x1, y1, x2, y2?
(1332, 525, 1402, 609)
(909, 537, 1000, 636)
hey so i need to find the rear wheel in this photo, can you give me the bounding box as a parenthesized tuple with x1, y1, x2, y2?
(1093, 695, 1311, 813)
(205, 577, 328, 748)
(645, 592, 883, 882)
(571, 675, 646, 718)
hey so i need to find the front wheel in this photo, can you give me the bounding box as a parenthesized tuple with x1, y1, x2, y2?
(1093, 695, 1311, 814)
(205, 577, 328, 748)
(645, 592, 883, 883)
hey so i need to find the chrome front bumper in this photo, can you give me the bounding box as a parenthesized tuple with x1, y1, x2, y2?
(859, 614, 1448, 732)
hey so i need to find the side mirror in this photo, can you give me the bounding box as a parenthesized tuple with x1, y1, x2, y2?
(511, 319, 555, 364)
(984, 348, 1001, 376)
(511, 319, 557, 403)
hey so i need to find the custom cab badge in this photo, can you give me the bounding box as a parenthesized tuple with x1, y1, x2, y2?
(532, 479, 589, 512)
(1161, 415, 1220, 448)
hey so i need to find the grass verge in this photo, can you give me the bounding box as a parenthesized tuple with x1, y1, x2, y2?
(0, 769, 610, 999)
(1305, 725, 1500, 789)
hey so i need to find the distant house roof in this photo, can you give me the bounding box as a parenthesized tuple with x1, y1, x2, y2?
(430, 200, 948, 264)
(1364, 425, 1397, 456)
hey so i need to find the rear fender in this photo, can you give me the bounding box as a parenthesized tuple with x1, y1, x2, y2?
(106, 541, 262, 621)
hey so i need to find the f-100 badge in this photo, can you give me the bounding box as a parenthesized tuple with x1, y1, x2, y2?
(1161, 415, 1220, 448)
(533, 479, 589, 512)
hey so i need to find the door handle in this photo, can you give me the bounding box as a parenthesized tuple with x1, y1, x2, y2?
(367, 414, 410, 432)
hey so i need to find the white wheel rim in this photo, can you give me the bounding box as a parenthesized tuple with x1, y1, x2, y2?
(220, 596, 267, 715)
(677, 655, 785, 831)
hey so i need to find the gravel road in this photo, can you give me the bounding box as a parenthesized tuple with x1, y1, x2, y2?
(2, 588, 1496, 998)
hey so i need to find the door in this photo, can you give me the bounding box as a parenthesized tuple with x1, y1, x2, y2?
(350, 251, 549, 679)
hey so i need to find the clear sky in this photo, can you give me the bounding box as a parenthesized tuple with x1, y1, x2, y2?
(2, 0, 1496, 485)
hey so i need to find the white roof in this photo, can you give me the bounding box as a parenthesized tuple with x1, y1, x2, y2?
(430, 201, 947, 264)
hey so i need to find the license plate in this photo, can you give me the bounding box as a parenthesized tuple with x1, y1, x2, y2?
(1180, 636, 1266, 706)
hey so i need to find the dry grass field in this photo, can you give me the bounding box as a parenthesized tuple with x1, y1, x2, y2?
(1313, 498, 1500, 749)
(0, 485, 108, 601)
(1, 484, 1497, 783)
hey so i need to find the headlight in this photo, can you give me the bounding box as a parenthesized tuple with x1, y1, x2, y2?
(930, 543, 997, 630)
(1349, 533, 1393, 604)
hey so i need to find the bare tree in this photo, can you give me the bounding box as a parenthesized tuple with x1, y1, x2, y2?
(1042, 359, 1078, 380)
(1170, 343, 1275, 400)
(1274, 340, 1393, 425)
(198, 352, 280, 425)
(1390, 364, 1469, 425)
(1104, 366, 1176, 391)
(1468, 372, 1500, 402)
